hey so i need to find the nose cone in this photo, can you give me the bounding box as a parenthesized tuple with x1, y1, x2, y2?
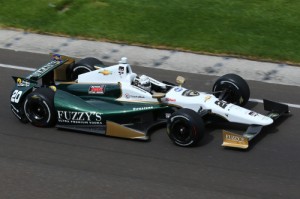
(259, 115, 273, 126)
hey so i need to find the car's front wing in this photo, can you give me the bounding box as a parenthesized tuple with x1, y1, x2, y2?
(222, 99, 290, 149)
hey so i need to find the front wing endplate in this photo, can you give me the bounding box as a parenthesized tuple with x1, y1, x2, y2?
(222, 130, 249, 149)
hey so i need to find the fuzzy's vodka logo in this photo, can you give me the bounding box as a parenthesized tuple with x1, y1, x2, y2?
(57, 111, 102, 125)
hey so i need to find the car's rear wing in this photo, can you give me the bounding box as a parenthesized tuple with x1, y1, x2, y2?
(26, 54, 71, 81)
(222, 99, 290, 149)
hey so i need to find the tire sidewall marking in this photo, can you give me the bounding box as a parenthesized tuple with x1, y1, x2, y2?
(42, 100, 51, 123)
(170, 115, 190, 123)
(23, 98, 32, 122)
(220, 81, 239, 90)
(73, 66, 92, 72)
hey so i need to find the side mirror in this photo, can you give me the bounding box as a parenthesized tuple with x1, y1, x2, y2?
(152, 92, 166, 101)
(152, 92, 165, 99)
(176, 76, 185, 87)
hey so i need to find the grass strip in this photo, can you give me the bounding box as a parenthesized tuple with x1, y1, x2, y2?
(1, 0, 300, 64)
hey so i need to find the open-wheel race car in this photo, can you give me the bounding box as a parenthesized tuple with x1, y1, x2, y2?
(10, 54, 290, 149)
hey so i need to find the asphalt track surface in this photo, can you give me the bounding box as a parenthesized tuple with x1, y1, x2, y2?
(1, 49, 300, 199)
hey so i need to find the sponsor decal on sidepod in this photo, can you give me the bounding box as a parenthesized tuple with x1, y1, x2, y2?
(88, 85, 105, 94)
(57, 111, 102, 125)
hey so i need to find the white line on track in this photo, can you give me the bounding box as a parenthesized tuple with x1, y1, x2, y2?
(0, 63, 35, 71)
(1, 63, 300, 109)
(249, 99, 300, 109)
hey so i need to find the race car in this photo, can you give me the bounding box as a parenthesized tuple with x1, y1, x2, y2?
(10, 54, 289, 149)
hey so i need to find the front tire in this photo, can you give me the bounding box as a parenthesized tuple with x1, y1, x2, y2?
(167, 109, 205, 147)
(212, 73, 250, 106)
(24, 88, 56, 127)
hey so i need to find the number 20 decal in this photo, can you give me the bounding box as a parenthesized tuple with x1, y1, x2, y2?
(11, 90, 23, 103)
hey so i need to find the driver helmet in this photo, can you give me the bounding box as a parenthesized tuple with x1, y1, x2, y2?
(134, 75, 151, 92)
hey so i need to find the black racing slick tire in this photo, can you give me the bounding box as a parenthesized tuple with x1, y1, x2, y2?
(167, 108, 205, 147)
(68, 57, 104, 81)
(24, 88, 57, 127)
(212, 73, 250, 107)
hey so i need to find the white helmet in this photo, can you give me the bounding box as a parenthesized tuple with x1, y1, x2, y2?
(134, 75, 151, 92)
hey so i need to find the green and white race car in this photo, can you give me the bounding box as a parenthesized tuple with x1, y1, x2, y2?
(10, 54, 289, 149)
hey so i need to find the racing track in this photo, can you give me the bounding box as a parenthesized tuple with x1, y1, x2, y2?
(1, 49, 300, 199)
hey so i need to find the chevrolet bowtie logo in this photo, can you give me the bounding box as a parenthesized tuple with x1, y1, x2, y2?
(204, 95, 211, 102)
(99, 70, 112, 75)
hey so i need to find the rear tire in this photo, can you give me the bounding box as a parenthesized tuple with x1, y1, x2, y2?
(24, 88, 56, 127)
(212, 73, 250, 106)
(67, 57, 104, 81)
(167, 108, 205, 147)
